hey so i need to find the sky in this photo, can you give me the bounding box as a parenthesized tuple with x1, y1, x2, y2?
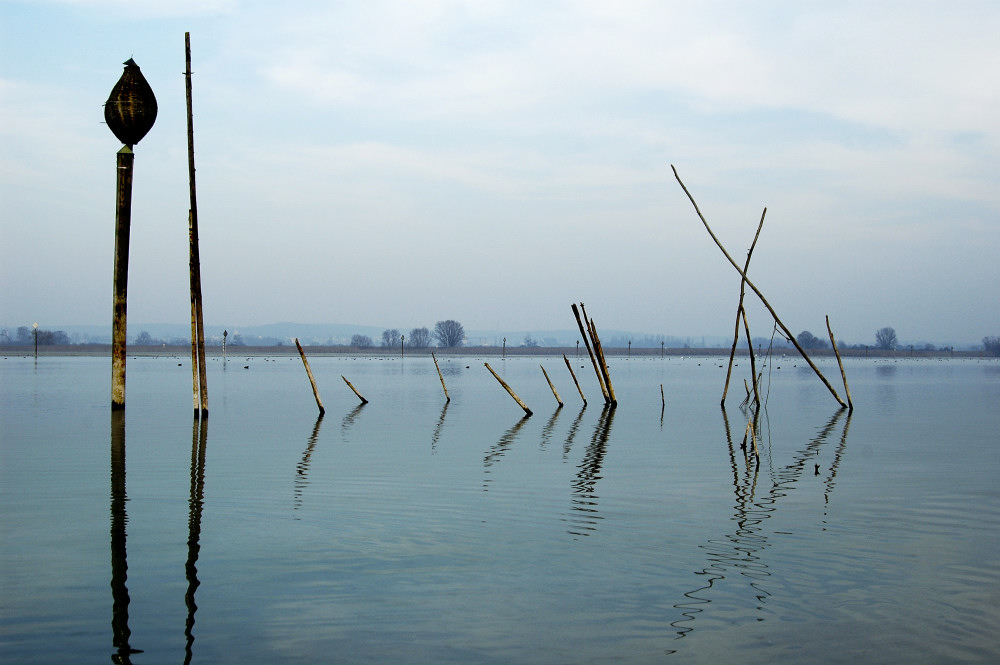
(1, 0, 998, 347)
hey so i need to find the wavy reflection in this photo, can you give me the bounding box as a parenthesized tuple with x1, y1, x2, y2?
(184, 417, 208, 664)
(430, 401, 450, 453)
(668, 408, 850, 647)
(540, 407, 563, 450)
(567, 406, 616, 537)
(341, 403, 366, 439)
(110, 410, 141, 663)
(563, 405, 587, 459)
(294, 414, 324, 512)
(483, 415, 531, 491)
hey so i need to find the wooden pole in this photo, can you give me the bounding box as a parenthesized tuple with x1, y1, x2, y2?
(111, 146, 133, 410)
(563, 354, 586, 405)
(188, 211, 200, 416)
(485, 362, 532, 416)
(586, 314, 617, 406)
(294, 338, 325, 415)
(432, 352, 450, 402)
(185, 32, 208, 418)
(571, 303, 608, 403)
(826, 315, 854, 411)
(741, 308, 761, 411)
(540, 365, 563, 407)
(341, 375, 368, 404)
(722, 209, 765, 405)
(672, 165, 847, 409)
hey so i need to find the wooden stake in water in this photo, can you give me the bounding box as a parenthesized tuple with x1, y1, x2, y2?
(485, 363, 532, 416)
(432, 352, 450, 402)
(572, 303, 608, 403)
(341, 375, 368, 404)
(185, 33, 208, 418)
(105, 58, 156, 410)
(563, 354, 586, 405)
(540, 365, 563, 407)
(826, 315, 854, 411)
(294, 338, 325, 415)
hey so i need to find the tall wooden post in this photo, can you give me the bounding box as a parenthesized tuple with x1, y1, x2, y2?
(111, 146, 134, 409)
(186, 33, 208, 418)
(104, 58, 157, 410)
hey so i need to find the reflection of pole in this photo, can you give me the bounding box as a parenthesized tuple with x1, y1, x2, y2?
(110, 410, 140, 661)
(111, 147, 134, 410)
(185, 417, 208, 664)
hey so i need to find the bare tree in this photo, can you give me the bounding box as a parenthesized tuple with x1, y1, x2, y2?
(796, 330, 828, 349)
(984, 336, 1000, 357)
(408, 327, 431, 349)
(875, 326, 898, 350)
(381, 329, 401, 348)
(433, 320, 465, 348)
(350, 334, 373, 349)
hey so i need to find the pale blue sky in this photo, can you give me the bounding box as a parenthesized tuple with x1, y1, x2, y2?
(2, 1, 998, 346)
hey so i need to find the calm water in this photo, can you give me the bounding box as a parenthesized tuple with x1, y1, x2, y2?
(1, 353, 998, 664)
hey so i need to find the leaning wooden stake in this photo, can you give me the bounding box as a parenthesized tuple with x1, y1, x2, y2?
(826, 315, 854, 411)
(432, 352, 450, 402)
(672, 165, 847, 409)
(185, 33, 208, 418)
(540, 365, 563, 407)
(585, 313, 617, 406)
(563, 354, 587, 405)
(294, 338, 325, 415)
(572, 303, 608, 403)
(722, 209, 766, 406)
(485, 363, 532, 416)
(341, 375, 368, 404)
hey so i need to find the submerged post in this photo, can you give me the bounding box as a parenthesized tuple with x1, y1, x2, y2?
(104, 58, 156, 409)
(341, 375, 369, 404)
(295, 338, 325, 415)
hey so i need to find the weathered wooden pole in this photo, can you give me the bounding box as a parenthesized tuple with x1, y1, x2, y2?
(341, 375, 369, 404)
(572, 303, 608, 403)
(826, 315, 854, 411)
(722, 209, 765, 406)
(105, 58, 156, 410)
(432, 352, 450, 402)
(294, 338, 325, 415)
(485, 363, 532, 416)
(563, 354, 586, 405)
(185, 33, 208, 418)
(672, 165, 847, 409)
(741, 308, 761, 411)
(540, 365, 563, 407)
(585, 312, 616, 406)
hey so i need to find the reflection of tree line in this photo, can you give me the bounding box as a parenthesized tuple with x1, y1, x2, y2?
(667, 407, 852, 650)
(110, 413, 209, 664)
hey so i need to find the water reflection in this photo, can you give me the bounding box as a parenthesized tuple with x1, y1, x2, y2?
(483, 415, 530, 490)
(539, 407, 563, 450)
(563, 405, 587, 459)
(567, 406, 616, 537)
(341, 402, 366, 438)
(294, 415, 324, 512)
(430, 401, 449, 453)
(110, 411, 141, 663)
(668, 408, 851, 647)
(185, 417, 209, 664)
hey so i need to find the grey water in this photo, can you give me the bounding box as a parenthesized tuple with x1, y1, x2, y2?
(1, 353, 998, 664)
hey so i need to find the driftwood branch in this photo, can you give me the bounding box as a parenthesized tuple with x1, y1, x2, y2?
(671, 164, 846, 409)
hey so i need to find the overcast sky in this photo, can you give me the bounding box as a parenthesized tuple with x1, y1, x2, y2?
(2, 1, 998, 346)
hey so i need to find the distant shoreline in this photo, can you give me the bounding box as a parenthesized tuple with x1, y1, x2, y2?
(2, 345, 988, 359)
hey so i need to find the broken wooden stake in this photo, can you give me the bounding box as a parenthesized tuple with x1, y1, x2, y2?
(485, 363, 532, 416)
(294, 338, 325, 415)
(540, 365, 563, 407)
(341, 375, 368, 404)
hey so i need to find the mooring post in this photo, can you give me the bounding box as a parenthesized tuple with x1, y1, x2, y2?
(104, 58, 157, 410)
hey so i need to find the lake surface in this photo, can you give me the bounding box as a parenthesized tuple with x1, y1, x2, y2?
(2, 352, 998, 664)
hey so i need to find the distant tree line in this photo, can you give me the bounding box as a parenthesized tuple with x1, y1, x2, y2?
(1, 326, 71, 346)
(350, 320, 466, 350)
